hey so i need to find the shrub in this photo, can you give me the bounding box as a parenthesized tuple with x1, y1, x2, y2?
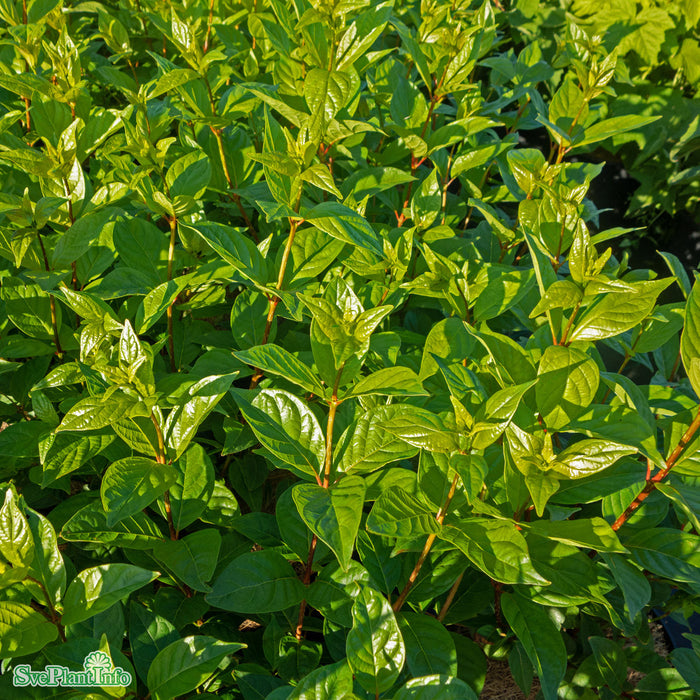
(0, 1, 698, 699)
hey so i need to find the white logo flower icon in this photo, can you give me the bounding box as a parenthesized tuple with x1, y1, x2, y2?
(83, 651, 112, 673)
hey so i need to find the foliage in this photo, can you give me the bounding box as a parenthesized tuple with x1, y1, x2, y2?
(0, 0, 698, 699)
(505, 0, 700, 221)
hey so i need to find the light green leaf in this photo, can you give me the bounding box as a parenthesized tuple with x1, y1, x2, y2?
(347, 367, 427, 398)
(439, 520, 549, 586)
(346, 585, 405, 695)
(336, 404, 419, 476)
(234, 388, 325, 481)
(147, 636, 245, 700)
(552, 440, 636, 479)
(536, 346, 599, 430)
(366, 487, 440, 539)
(234, 345, 325, 396)
(101, 457, 178, 526)
(525, 518, 626, 553)
(292, 476, 366, 570)
(0, 601, 58, 659)
(62, 564, 159, 626)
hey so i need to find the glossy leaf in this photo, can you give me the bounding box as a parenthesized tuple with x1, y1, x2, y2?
(346, 585, 405, 695)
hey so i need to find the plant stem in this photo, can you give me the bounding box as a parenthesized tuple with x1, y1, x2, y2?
(602, 325, 647, 402)
(294, 534, 318, 641)
(612, 406, 700, 530)
(36, 230, 63, 357)
(249, 215, 300, 388)
(295, 365, 345, 636)
(492, 580, 503, 629)
(26, 576, 65, 640)
(437, 570, 464, 622)
(151, 411, 176, 540)
(393, 473, 460, 612)
(203, 0, 215, 52)
(560, 300, 581, 345)
(167, 216, 177, 373)
(61, 177, 79, 292)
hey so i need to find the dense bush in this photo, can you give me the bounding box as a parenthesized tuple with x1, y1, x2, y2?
(0, 1, 699, 698)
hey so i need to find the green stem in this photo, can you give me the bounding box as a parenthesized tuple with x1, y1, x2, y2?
(150, 411, 176, 540)
(36, 230, 63, 358)
(167, 216, 177, 373)
(249, 210, 301, 388)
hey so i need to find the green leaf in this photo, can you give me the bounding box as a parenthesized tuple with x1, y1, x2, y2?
(347, 367, 427, 398)
(166, 151, 211, 198)
(451, 453, 488, 504)
(659, 251, 691, 299)
(292, 476, 366, 570)
(234, 345, 325, 396)
(101, 457, 179, 526)
(0, 489, 33, 571)
(206, 550, 305, 613)
(234, 389, 325, 481)
(129, 603, 179, 684)
(552, 440, 636, 478)
(589, 636, 626, 694)
(501, 593, 566, 700)
(153, 529, 221, 592)
(0, 601, 58, 659)
(439, 520, 549, 586)
(635, 668, 696, 699)
(655, 481, 700, 533)
(147, 636, 245, 700)
(525, 518, 626, 553)
(191, 221, 267, 284)
(536, 346, 599, 430)
(136, 277, 191, 334)
(380, 407, 461, 453)
(398, 613, 457, 676)
(166, 380, 235, 460)
(52, 209, 119, 268)
(569, 280, 672, 342)
(336, 404, 419, 476)
(671, 647, 700, 694)
(57, 394, 137, 432)
(346, 585, 405, 695)
(61, 503, 166, 550)
(471, 380, 536, 450)
(305, 202, 383, 257)
(474, 269, 536, 323)
(600, 552, 651, 622)
(26, 509, 66, 604)
(578, 115, 661, 147)
(392, 675, 479, 700)
(411, 170, 441, 229)
(304, 68, 352, 140)
(530, 280, 582, 318)
(366, 487, 440, 538)
(61, 564, 159, 626)
(287, 660, 353, 700)
(626, 528, 700, 588)
(681, 280, 700, 396)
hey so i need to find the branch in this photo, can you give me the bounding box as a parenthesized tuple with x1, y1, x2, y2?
(612, 407, 700, 530)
